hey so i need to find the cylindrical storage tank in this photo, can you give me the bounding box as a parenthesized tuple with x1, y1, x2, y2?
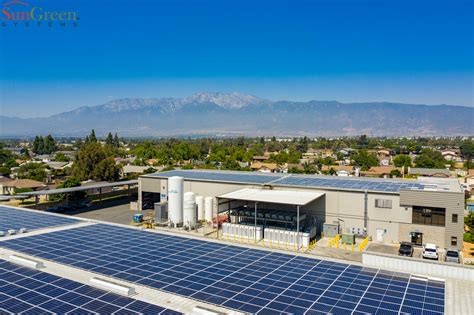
(183, 192, 196, 228)
(168, 176, 184, 226)
(204, 197, 213, 222)
(195, 196, 205, 221)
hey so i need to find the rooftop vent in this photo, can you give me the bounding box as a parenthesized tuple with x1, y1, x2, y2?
(9, 254, 44, 270)
(90, 277, 135, 296)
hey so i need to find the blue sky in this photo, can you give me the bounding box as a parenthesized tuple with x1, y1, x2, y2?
(0, 0, 473, 117)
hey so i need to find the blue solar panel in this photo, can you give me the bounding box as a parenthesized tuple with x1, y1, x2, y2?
(1, 224, 445, 314)
(148, 170, 425, 193)
(0, 206, 78, 232)
(0, 259, 180, 314)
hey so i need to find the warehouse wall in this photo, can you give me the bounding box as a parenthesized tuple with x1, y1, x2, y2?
(138, 176, 460, 248)
(400, 190, 464, 250)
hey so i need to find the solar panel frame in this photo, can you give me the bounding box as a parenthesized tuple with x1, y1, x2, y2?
(1, 224, 445, 314)
(0, 206, 79, 232)
(0, 259, 180, 314)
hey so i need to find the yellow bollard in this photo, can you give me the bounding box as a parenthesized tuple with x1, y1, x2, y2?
(351, 244, 354, 251)
(344, 243, 346, 250)
(262, 239, 264, 247)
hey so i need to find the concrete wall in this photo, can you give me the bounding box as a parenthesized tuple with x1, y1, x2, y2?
(400, 189, 464, 250)
(398, 223, 445, 248)
(362, 252, 474, 282)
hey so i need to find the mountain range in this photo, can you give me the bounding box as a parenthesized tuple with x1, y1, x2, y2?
(1, 92, 473, 137)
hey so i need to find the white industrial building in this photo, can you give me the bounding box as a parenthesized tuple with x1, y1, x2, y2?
(139, 170, 465, 250)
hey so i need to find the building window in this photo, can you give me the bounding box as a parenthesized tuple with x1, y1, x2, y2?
(451, 237, 457, 246)
(412, 206, 445, 226)
(452, 214, 458, 223)
(375, 199, 392, 209)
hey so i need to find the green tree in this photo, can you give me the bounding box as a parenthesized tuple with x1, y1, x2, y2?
(54, 152, 70, 162)
(89, 129, 97, 143)
(92, 157, 120, 181)
(17, 163, 47, 182)
(113, 133, 120, 148)
(352, 150, 379, 171)
(33, 136, 42, 154)
(43, 134, 57, 154)
(393, 154, 412, 168)
(414, 149, 447, 168)
(133, 142, 159, 161)
(357, 135, 368, 149)
(105, 132, 114, 146)
(49, 177, 85, 202)
(390, 169, 402, 177)
(460, 140, 474, 169)
(72, 142, 120, 181)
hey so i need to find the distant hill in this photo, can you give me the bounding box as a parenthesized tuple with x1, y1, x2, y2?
(1, 92, 473, 137)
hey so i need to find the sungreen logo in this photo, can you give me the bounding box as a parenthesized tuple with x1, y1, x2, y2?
(1, 0, 79, 27)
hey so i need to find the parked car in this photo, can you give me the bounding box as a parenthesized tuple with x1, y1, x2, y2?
(444, 249, 460, 263)
(422, 243, 439, 260)
(398, 242, 414, 257)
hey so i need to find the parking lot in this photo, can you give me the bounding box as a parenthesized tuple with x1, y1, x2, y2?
(65, 198, 135, 225)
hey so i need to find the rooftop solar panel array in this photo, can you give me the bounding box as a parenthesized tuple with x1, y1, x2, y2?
(1, 224, 445, 314)
(0, 206, 78, 233)
(148, 170, 427, 193)
(0, 259, 179, 314)
(148, 170, 284, 184)
(273, 176, 426, 193)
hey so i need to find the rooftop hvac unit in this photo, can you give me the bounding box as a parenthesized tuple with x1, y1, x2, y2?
(154, 202, 168, 223)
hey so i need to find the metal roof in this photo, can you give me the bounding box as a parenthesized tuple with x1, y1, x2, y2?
(18, 180, 138, 196)
(218, 188, 325, 206)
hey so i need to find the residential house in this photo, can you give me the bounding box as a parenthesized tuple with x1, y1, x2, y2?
(441, 150, 460, 162)
(376, 150, 393, 166)
(465, 169, 474, 189)
(281, 163, 305, 173)
(338, 148, 355, 157)
(250, 162, 279, 173)
(0, 179, 45, 195)
(321, 165, 354, 176)
(237, 161, 250, 169)
(45, 161, 73, 170)
(408, 167, 451, 178)
(252, 155, 270, 163)
(360, 166, 398, 178)
(121, 165, 157, 177)
(302, 148, 319, 157)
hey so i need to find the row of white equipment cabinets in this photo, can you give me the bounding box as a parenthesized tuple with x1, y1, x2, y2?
(222, 223, 311, 248)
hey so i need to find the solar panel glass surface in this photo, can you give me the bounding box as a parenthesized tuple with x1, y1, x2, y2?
(0, 259, 179, 314)
(1, 224, 445, 314)
(148, 170, 427, 193)
(0, 206, 78, 232)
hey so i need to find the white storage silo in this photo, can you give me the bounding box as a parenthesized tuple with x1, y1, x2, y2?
(168, 176, 183, 227)
(183, 192, 197, 229)
(195, 196, 205, 221)
(204, 197, 213, 222)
